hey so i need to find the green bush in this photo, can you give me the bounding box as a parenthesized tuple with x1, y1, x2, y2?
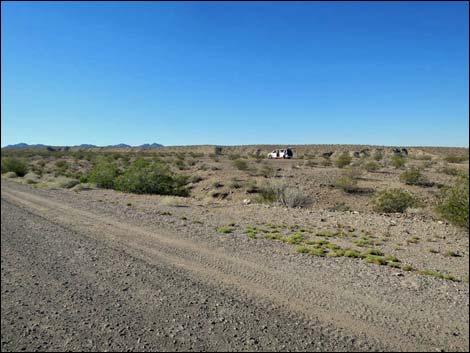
(258, 165, 276, 178)
(114, 159, 189, 196)
(256, 184, 277, 203)
(436, 175, 469, 229)
(88, 160, 120, 189)
(399, 168, 429, 186)
(335, 152, 352, 168)
(443, 155, 468, 164)
(373, 150, 384, 161)
(1, 157, 28, 177)
(373, 188, 416, 213)
(232, 159, 249, 171)
(54, 160, 69, 176)
(363, 160, 380, 172)
(439, 165, 460, 176)
(335, 176, 358, 193)
(391, 155, 406, 169)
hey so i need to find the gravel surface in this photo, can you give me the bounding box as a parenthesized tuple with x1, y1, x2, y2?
(1, 180, 469, 351)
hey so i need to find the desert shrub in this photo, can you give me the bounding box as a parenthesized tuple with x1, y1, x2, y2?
(188, 175, 203, 183)
(443, 154, 469, 163)
(363, 161, 380, 172)
(335, 152, 352, 168)
(373, 188, 416, 213)
(305, 160, 317, 167)
(174, 159, 187, 170)
(245, 180, 259, 194)
(55, 176, 80, 189)
(343, 166, 363, 179)
(114, 159, 189, 196)
(88, 160, 120, 189)
(335, 176, 358, 193)
(256, 184, 277, 203)
(436, 175, 469, 229)
(54, 160, 69, 176)
(3, 171, 17, 178)
(272, 181, 313, 208)
(228, 153, 241, 160)
(391, 155, 406, 169)
(399, 168, 429, 186)
(212, 181, 223, 188)
(258, 165, 276, 178)
(256, 181, 312, 208)
(232, 159, 249, 171)
(281, 187, 313, 208)
(1, 157, 28, 176)
(439, 165, 460, 176)
(373, 150, 384, 161)
(24, 172, 40, 184)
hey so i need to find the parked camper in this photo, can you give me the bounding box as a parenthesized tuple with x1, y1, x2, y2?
(267, 148, 293, 159)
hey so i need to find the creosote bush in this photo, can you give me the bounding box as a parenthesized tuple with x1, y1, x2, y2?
(88, 160, 120, 189)
(363, 160, 380, 172)
(335, 176, 358, 193)
(399, 168, 429, 186)
(443, 154, 469, 164)
(1, 157, 28, 177)
(436, 175, 469, 229)
(114, 159, 189, 196)
(232, 159, 249, 171)
(391, 155, 406, 169)
(373, 188, 416, 213)
(335, 152, 352, 168)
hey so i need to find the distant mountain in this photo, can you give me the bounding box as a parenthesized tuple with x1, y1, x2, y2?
(139, 143, 163, 148)
(107, 143, 131, 148)
(2, 142, 164, 149)
(3, 143, 45, 149)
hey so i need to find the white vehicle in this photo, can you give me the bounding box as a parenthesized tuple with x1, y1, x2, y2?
(267, 148, 293, 159)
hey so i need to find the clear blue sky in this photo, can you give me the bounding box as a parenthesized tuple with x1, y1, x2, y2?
(2, 1, 469, 147)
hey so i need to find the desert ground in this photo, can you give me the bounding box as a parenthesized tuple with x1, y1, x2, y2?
(1, 144, 469, 351)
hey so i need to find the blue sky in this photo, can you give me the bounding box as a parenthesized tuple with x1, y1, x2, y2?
(2, 1, 469, 147)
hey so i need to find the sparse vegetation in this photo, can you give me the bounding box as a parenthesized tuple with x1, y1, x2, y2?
(443, 154, 469, 164)
(399, 168, 429, 186)
(88, 160, 119, 189)
(373, 150, 384, 161)
(114, 159, 189, 196)
(335, 152, 352, 168)
(373, 188, 416, 213)
(363, 160, 380, 172)
(335, 176, 358, 193)
(218, 226, 234, 234)
(232, 159, 249, 171)
(1, 157, 28, 177)
(436, 174, 469, 229)
(391, 155, 406, 169)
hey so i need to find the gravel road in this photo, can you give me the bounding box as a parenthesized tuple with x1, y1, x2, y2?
(1, 180, 468, 351)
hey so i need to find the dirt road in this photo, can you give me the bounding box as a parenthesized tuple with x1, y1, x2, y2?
(1, 180, 468, 351)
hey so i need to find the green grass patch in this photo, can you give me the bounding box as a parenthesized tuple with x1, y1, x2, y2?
(296, 246, 310, 254)
(309, 248, 326, 257)
(402, 265, 414, 271)
(344, 249, 362, 258)
(363, 255, 387, 265)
